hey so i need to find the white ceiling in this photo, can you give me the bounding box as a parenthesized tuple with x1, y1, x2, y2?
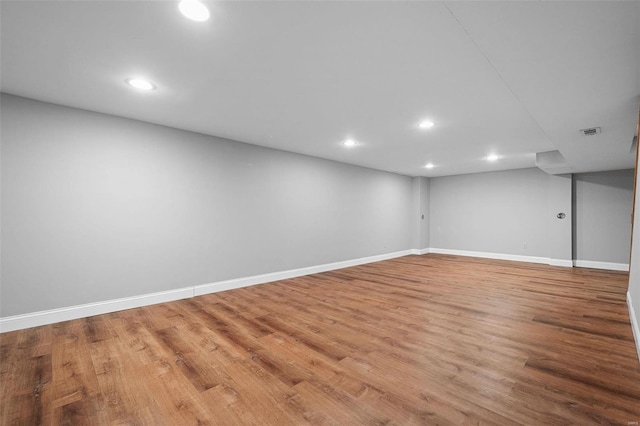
(1, 1, 639, 177)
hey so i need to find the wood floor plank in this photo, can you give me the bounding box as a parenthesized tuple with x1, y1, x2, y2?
(139, 358, 214, 425)
(1, 254, 640, 424)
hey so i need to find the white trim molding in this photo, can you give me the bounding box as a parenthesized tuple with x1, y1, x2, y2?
(627, 291, 640, 363)
(194, 250, 414, 296)
(0, 249, 414, 333)
(2, 248, 630, 334)
(0, 287, 194, 333)
(411, 248, 430, 255)
(573, 260, 629, 272)
(549, 259, 574, 268)
(429, 247, 555, 266)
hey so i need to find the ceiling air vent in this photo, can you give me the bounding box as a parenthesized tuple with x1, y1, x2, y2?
(579, 127, 601, 136)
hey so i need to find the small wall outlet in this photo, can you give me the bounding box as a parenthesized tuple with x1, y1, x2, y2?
(523, 243, 528, 249)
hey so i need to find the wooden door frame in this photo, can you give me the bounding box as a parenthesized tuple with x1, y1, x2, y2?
(630, 101, 640, 265)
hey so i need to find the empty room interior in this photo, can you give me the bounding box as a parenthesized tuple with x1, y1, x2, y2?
(1, 1, 640, 424)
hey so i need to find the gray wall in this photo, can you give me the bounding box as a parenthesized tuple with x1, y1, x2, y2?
(429, 168, 633, 265)
(1, 94, 413, 317)
(411, 177, 429, 250)
(2, 93, 634, 320)
(573, 170, 634, 264)
(429, 168, 551, 258)
(548, 174, 573, 264)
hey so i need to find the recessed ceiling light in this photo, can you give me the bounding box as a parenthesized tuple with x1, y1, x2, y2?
(179, 0, 210, 22)
(343, 139, 358, 147)
(425, 163, 435, 169)
(418, 120, 435, 129)
(487, 154, 499, 162)
(126, 78, 156, 91)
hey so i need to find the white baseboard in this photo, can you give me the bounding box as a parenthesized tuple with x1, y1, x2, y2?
(429, 247, 555, 266)
(411, 248, 430, 255)
(627, 292, 640, 363)
(0, 249, 414, 333)
(194, 249, 414, 296)
(574, 260, 629, 272)
(549, 258, 574, 267)
(2, 248, 628, 334)
(0, 287, 194, 333)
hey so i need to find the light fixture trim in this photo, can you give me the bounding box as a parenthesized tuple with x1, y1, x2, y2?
(343, 138, 358, 147)
(126, 78, 156, 91)
(424, 163, 435, 169)
(179, 0, 210, 22)
(486, 154, 499, 162)
(418, 120, 435, 129)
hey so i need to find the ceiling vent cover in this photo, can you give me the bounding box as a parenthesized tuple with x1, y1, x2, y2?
(580, 127, 601, 136)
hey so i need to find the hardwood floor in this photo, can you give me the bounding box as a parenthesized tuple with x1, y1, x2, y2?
(1, 254, 639, 425)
